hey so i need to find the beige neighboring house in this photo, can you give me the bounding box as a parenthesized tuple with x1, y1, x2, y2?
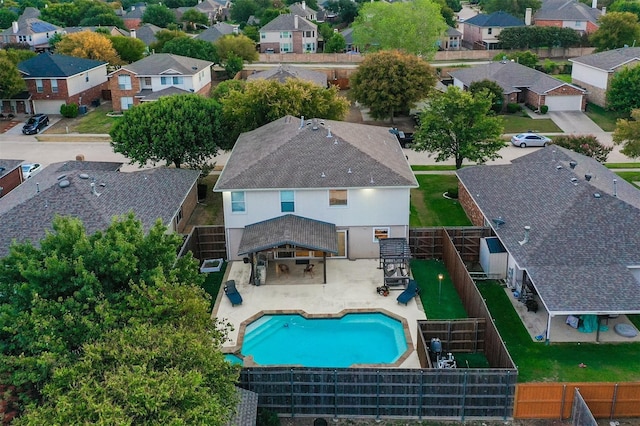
(107, 53, 213, 112)
(570, 47, 640, 107)
(247, 64, 328, 87)
(0, 7, 62, 51)
(259, 14, 317, 53)
(289, 1, 317, 21)
(462, 11, 524, 50)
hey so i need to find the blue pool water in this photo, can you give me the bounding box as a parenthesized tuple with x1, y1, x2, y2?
(241, 312, 407, 367)
(224, 354, 243, 365)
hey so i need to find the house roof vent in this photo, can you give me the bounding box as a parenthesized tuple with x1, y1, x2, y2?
(57, 174, 67, 180)
(58, 179, 70, 188)
(569, 161, 577, 169)
(594, 192, 601, 198)
(519, 225, 531, 246)
(585, 173, 592, 181)
(570, 177, 578, 183)
(492, 217, 505, 229)
(79, 173, 89, 179)
(556, 165, 563, 170)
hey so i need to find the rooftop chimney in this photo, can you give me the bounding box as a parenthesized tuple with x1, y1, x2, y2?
(12, 21, 18, 33)
(519, 226, 531, 246)
(294, 14, 299, 29)
(585, 173, 592, 181)
(130, 28, 136, 38)
(602, 6, 606, 15)
(591, 0, 597, 8)
(302, 0, 306, 9)
(525, 8, 532, 25)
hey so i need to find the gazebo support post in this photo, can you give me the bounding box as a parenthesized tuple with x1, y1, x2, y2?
(546, 314, 552, 344)
(323, 253, 327, 284)
(250, 252, 255, 285)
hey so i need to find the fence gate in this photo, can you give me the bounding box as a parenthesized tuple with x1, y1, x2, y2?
(572, 388, 597, 426)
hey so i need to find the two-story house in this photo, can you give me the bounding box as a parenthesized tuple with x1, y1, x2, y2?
(259, 14, 317, 53)
(107, 53, 213, 112)
(289, 1, 317, 21)
(462, 11, 525, 50)
(532, 0, 602, 35)
(214, 116, 418, 261)
(0, 7, 62, 51)
(18, 53, 108, 115)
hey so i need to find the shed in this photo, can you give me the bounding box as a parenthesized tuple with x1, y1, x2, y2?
(479, 237, 507, 279)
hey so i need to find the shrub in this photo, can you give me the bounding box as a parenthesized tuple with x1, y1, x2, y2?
(551, 135, 612, 163)
(526, 103, 537, 111)
(540, 105, 549, 114)
(60, 103, 79, 118)
(506, 103, 521, 113)
(256, 408, 281, 426)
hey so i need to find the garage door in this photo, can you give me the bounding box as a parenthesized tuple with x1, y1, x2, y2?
(544, 95, 583, 111)
(33, 100, 65, 115)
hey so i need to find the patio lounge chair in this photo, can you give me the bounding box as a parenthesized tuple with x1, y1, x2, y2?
(224, 280, 243, 307)
(397, 279, 419, 305)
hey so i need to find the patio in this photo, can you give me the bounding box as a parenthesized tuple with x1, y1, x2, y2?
(213, 259, 426, 368)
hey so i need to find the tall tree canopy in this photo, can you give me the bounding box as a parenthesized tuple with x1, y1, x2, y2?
(55, 31, 122, 65)
(0, 9, 18, 29)
(109, 35, 146, 63)
(413, 86, 505, 169)
(351, 0, 447, 58)
(110, 94, 224, 169)
(0, 56, 26, 99)
(149, 29, 189, 52)
(162, 37, 220, 63)
(143, 4, 176, 27)
(215, 34, 259, 62)
(607, 65, 640, 113)
(218, 78, 350, 149)
(497, 26, 581, 49)
(613, 108, 640, 158)
(40, 0, 124, 28)
(468, 79, 504, 112)
(349, 50, 436, 122)
(181, 8, 209, 30)
(590, 12, 640, 51)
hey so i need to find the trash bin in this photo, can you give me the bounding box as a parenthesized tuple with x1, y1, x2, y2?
(91, 99, 101, 107)
(78, 105, 88, 115)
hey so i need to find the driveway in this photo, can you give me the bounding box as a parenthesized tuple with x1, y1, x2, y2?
(547, 111, 604, 134)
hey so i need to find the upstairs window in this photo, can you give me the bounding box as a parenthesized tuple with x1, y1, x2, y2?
(36, 79, 43, 93)
(51, 79, 58, 93)
(231, 191, 246, 213)
(329, 189, 347, 206)
(118, 74, 131, 90)
(280, 190, 295, 212)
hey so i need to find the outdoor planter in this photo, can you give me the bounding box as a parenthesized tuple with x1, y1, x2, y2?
(200, 258, 224, 273)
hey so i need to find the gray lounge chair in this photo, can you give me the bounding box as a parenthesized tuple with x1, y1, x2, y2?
(397, 279, 419, 305)
(224, 280, 243, 306)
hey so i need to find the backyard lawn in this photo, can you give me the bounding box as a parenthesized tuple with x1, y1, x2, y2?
(500, 114, 562, 134)
(585, 102, 626, 132)
(410, 175, 471, 227)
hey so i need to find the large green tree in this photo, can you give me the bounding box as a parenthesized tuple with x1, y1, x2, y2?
(218, 78, 350, 148)
(607, 66, 640, 113)
(110, 95, 223, 168)
(609, 0, 640, 20)
(613, 108, 640, 158)
(163, 37, 220, 63)
(469, 79, 504, 112)
(0, 9, 18, 29)
(351, 0, 447, 58)
(109, 35, 147, 63)
(349, 50, 436, 123)
(590, 12, 640, 51)
(497, 26, 581, 49)
(181, 8, 209, 30)
(325, 0, 359, 24)
(0, 56, 26, 99)
(149, 29, 189, 52)
(230, 0, 259, 23)
(324, 33, 346, 53)
(413, 86, 505, 169)
(215, 34, 258, 62)
(143, 4, 176, 27)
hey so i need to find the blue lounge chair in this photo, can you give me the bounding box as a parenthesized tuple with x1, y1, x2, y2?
(224, 280, 243, 306)
(397, 279, 419, 305)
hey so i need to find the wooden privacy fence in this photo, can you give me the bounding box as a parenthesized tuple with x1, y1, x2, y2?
(409, 227, 492, 261)
(178, 225, 226, 262)
(239, 367, 517, 420)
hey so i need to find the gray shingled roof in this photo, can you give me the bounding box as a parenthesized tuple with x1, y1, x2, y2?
(133, 23, 163, 46)
(237, 214, 338, 255)
(247, 65, 327, 87)
(464, 11, 524, 27)
(122, 53, 213, 76)
(449, 61, 585, 95)
(534, 0, 600, 23)
(18, 53, 106, 78)
(446, 26, 462, 37)
(289, 2, 316, 17)
(226, 387, 258, 426)
(457, 147, 640, 314)
(259, 14, 316, 32)
(195, 23, 237, 42)
(214, 116, 418, 191)
(569, 47, 640, 71)
(0, 159, 23, 178)
(1, 15, 60, 37)
(139, 86, 191, 100)
(0, 162, 199, 258)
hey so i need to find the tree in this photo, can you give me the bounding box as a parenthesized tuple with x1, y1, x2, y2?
(223, 52, 244, 78)
(0, 48, 36, 65)
(495, 50, 538, 68)
(551, 135, 612, 163)
(607, 66, 640, 113)
(483, 0, 541, 18)
(243, 25, 260, 42)
(497, 26, 581, 49)
(215, 34, 258, 62)
(55, 31, 122, 65)
(149, 29, 188, 52)
(413, 86, 505, 169)
(0, 9, 18, 29)
(163, 37, 220, 63)
(609, 0, 640, 20)
(469, 79, 504, 112)
(230, 0, 259, 23)
(350, 50, 436, 123)
(613, 109, 640, 158)
(351, 0, 447, 58)
(325, 33, 346, 53)
(110, 95, 223, 169)
(0, 57, 26, 99)
(218, 79, 350, 148)
(143, 4, 176, 27)
(326, 0, 359, 24)
(211, 79, 246, 99)
(78, 2, 125, 27)
(109, 36, 146, 63)
(181, 8, 209, 31)
(590, 12, 640, 51)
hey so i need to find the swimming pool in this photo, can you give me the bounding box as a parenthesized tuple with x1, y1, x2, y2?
(240, 312, 409, 367)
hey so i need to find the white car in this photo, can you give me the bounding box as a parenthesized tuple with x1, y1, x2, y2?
(22, 163, 42, 179)
(510, 133, 552, 148)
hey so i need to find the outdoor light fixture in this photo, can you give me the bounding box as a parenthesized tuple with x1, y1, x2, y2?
(438, 274, 444, 303)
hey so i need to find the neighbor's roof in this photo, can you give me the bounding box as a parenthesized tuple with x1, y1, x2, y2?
(138, 86, 191, 101)
(534, 0, 601, 23)
(18, 53, 107, 78)
(289, 2, 317, 16)
(214, 116, 418, 191)
(195, 23, 237, 42)
(457, 147, 640, 314)
(569, 47, 640, 71)
(0, 161, 200, 258)
(464, 11, 524, 27)
(64, 26, 129, 36)
(225, 388, 258, 426)
(0, 15, 60, 37)
(237, 214, 338, 255)
(449, 61, 585, 95)
(133, 23, 163, 46)
(121, 54, 213, 76)
(0, 159, 24, 177)
(247, 65, 327, 87)
(259, 14, 316, 32)
(446, 26, 462, 37)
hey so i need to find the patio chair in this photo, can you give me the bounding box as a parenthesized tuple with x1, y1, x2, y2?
(397, 279, 419, 305)
(224, 280, 243, 307)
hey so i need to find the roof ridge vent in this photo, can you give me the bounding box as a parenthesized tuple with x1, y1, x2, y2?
(326, 126, 332, 138)
(91, 182, 101, 197)
(556, 165, 563, 170)
(299, 115, 304, 129)
(519, 225, 531, 246)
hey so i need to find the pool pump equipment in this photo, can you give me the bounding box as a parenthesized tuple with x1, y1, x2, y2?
(429, 338, 457, 369)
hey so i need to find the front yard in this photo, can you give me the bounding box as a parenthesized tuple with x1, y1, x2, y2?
(46, 102, 120, 134)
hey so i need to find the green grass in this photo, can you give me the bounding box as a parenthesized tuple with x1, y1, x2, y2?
(500, 114, 563, 133)
(606, 163, 640, 169)
(477, 281, 640, 383)
(553, 74, 572, 83)
(74, 109, 121, 133)
(615, 171, 640, 187)
(585, 102, 627, 132)
(409, 175, 472, 227)
(411, 259, 467, 319)
(411, 165, 457, 171)
(201, 262, 228, 310)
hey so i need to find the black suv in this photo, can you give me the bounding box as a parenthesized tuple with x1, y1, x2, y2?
(22, 113, 49, 135)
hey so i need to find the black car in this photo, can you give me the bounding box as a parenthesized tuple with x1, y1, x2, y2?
(22, 113, 49, 135)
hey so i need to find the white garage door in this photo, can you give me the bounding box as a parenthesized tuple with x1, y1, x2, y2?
(33, 100, 65, 115)
(545, 95, 583, 111)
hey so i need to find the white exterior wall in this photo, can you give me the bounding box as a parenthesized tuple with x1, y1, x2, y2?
(66, 66, 108, 96)
(482, 27, 500, 43)
(260, 31, 282, 44)
(31, 30, 60, 47)
(571, 63, 608, 89)
(453, 78, 465, 89)
(143, 74, 207, 92)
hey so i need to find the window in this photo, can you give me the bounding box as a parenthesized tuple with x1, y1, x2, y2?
(280, 31, 291, 38)
(144, 77, 151, 86)
(50, 79, 58, 93)
(280, 43, 292, 52)
(172, 76, 183, 85)
(118, 74, 131, 90)
(231, 191, 246, 213)
(35, 79, 43, 93)
(329, 189, 347, 206)
(487, 28, 493, 35)
(304, 31, 314, 37)
(280, 190, 295, 212)
(175, 206, 183, 227)
(261, 33, 266, 39)
(120, 97, 133, 110)
(373, 227, 389, 242)
(161, 76, 169, 85)
(304, 43, 315, 52)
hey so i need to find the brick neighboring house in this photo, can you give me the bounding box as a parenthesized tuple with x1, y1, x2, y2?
(532, 0, 602, 35)
(17, 53, 109, 115)
(107, 53, 213, 112)
(123, 5, 146, 30)
(450, 61, 587, 111)
(462, 11, 524, 50)
(259, 14, 317, 53)
(0, 7, 62, 51)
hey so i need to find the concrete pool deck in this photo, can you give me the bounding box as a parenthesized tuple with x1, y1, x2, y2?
(212, 259, 426, 369)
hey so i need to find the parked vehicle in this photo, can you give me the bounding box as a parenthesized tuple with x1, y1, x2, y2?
(389, 127, 414, 148)
(22, 114, 49, 135)
(510, 132, 551, 148)
(21, 163, 42, 179)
